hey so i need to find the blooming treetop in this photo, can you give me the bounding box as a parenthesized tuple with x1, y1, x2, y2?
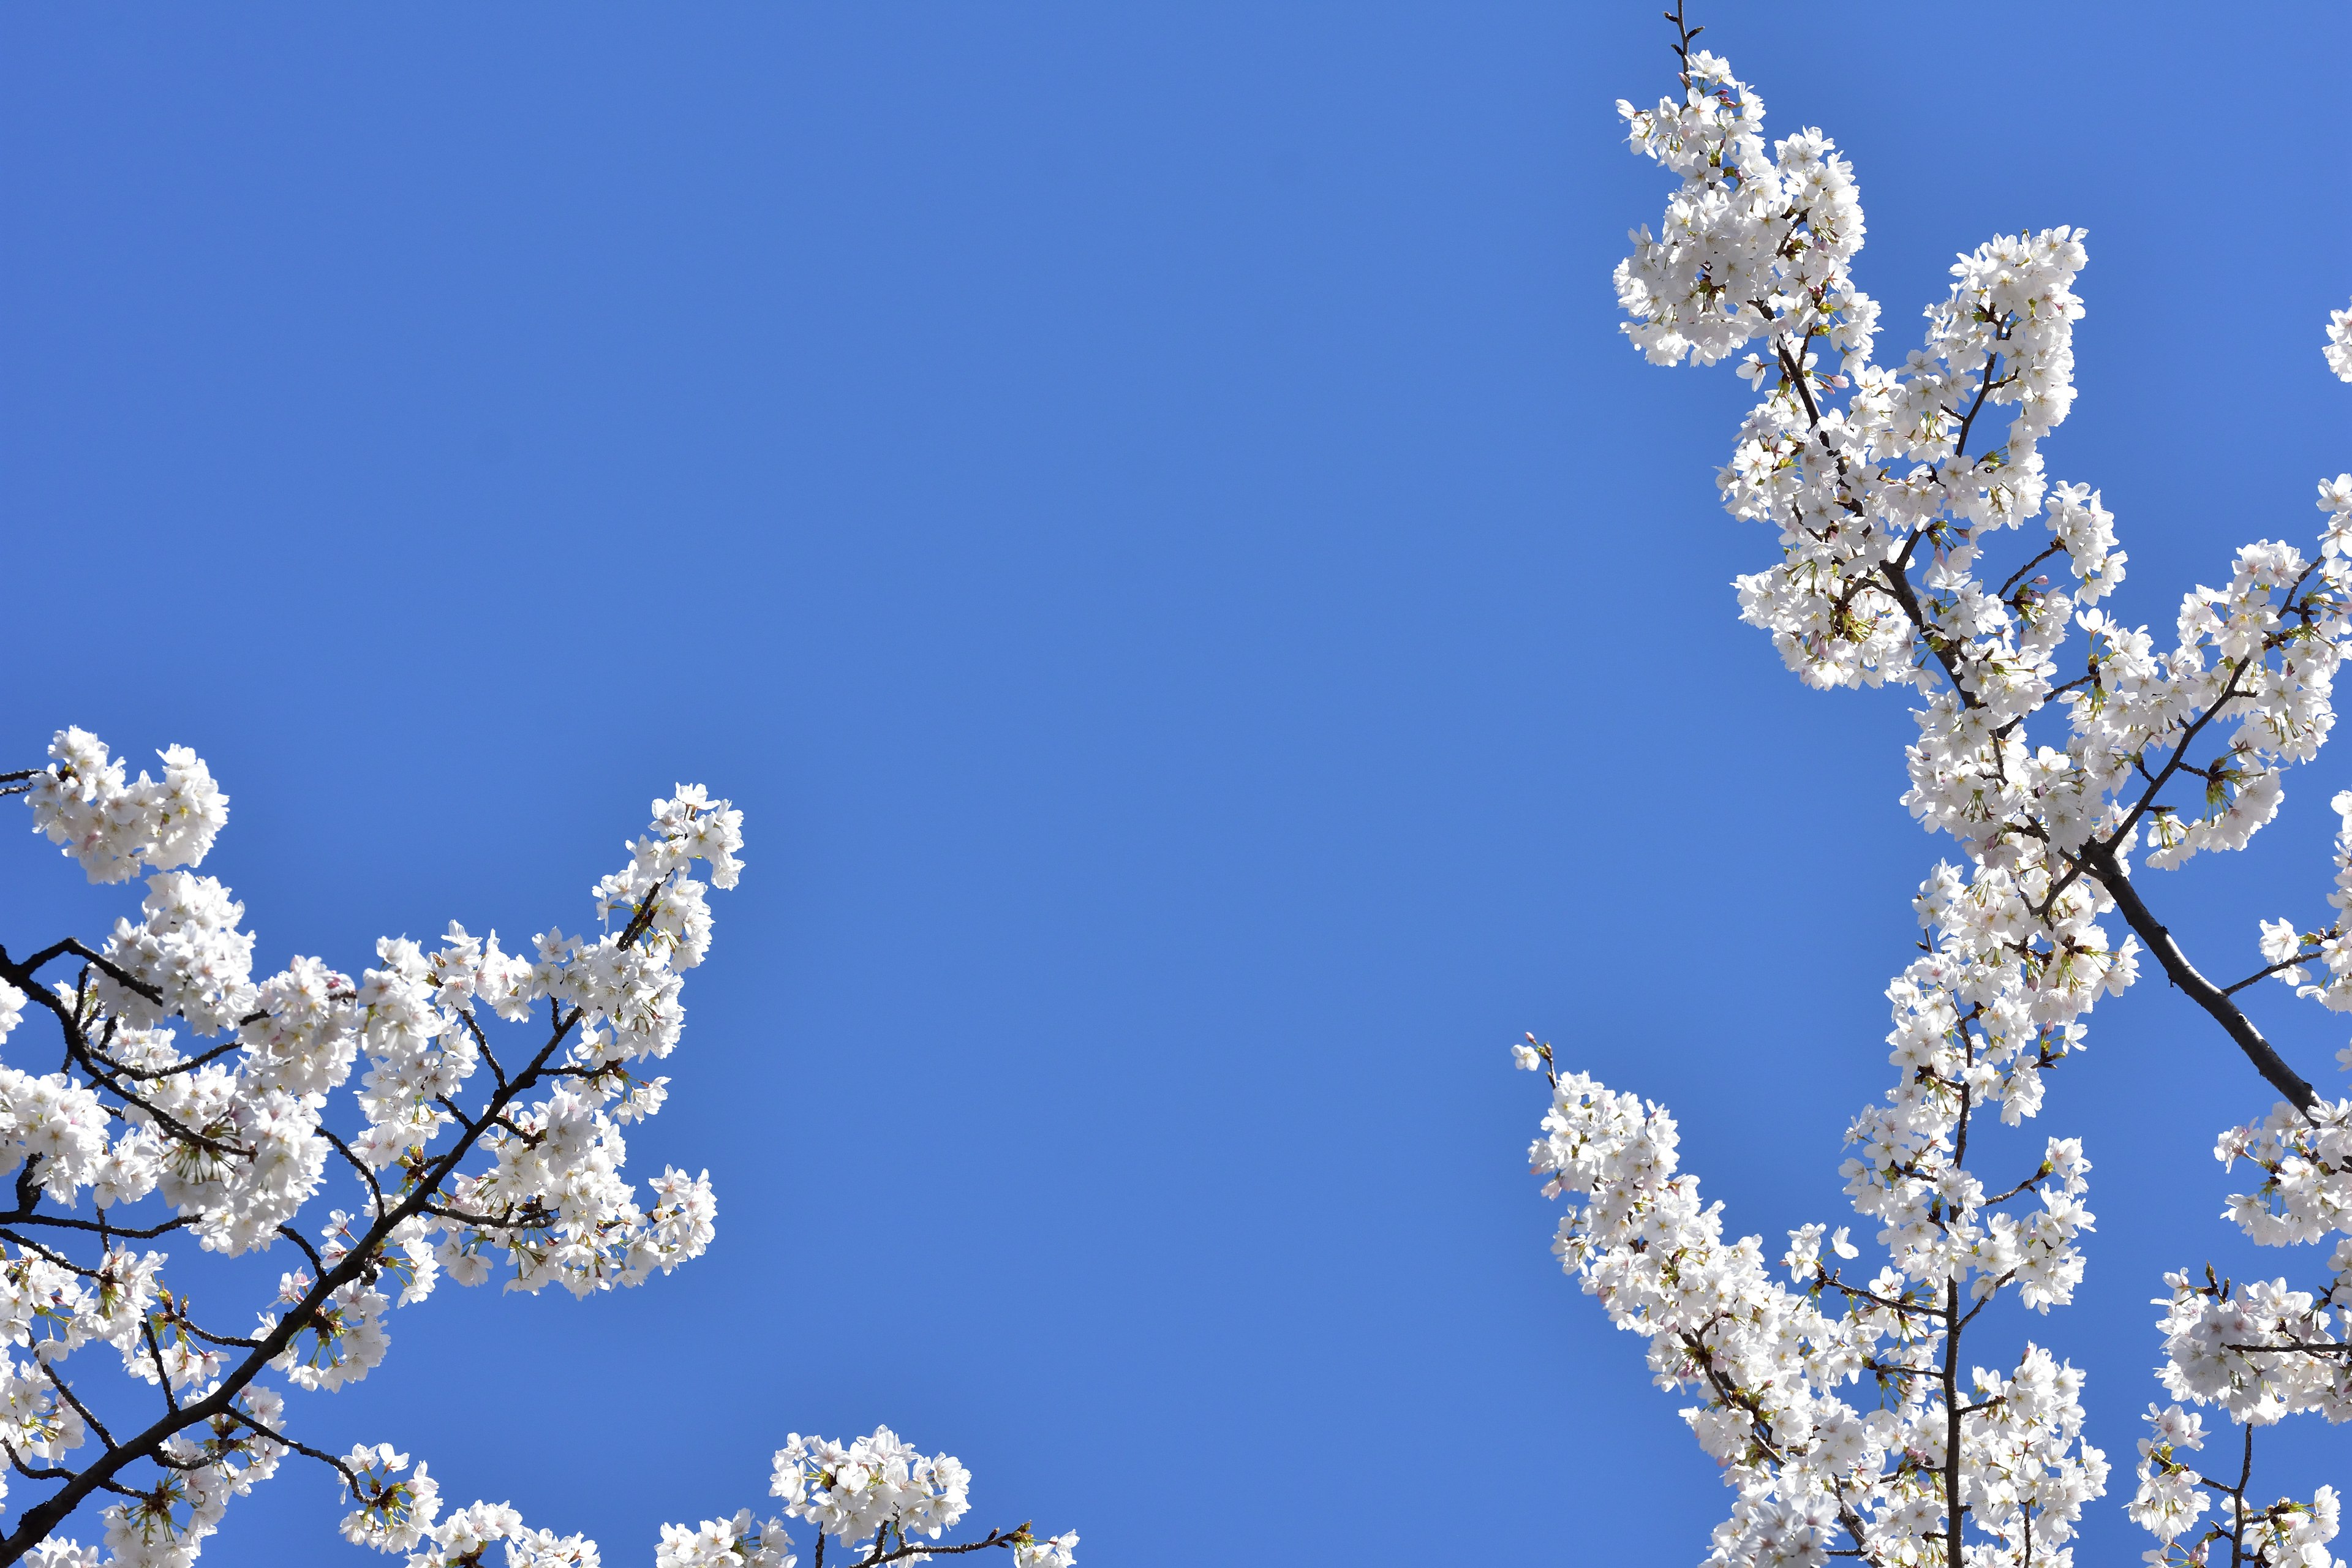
(1514, 8, 2352, 1567)
(0, 731, 1074, 1568)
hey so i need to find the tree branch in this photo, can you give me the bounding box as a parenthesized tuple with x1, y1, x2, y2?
(2079, 841, 2316, 1111)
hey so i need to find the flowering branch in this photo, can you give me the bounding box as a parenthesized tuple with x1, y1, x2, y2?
(0, 728, 1077, 1567)
(1510, 10, 2352, 1566)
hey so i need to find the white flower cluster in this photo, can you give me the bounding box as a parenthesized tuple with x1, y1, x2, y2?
(771, 1428, 970, 1548)
(1613, 51, 1877, 374)
(5, 729, 1072, 1564)
(0, 1244, 164, 1386)
(2258, 790, 2352, 1012)
(756, 1428, 1074, 1567)
(2, 734, 743, 1351)
(2172, 785, 2352, 1460)
(47, 1387, 293, 1568)
(27, 729, 227, 886)
(1619, 56, 2352, 907)
(2130, 1403, 2343, 1568)
(2128, 1404, 2215, 1550)
(1553, 18, 2352, 1568)
(1853, 285, 2347, 884)
(1900, 856, 2135, 1126)
(1526, 130, 2202, 1520)
(1014, 1534, 1080, 1568)
(1521, 1054, 2108, 1567)
(2159, 1090, 2352, 1423)
(2150, 1261, 2352, 1428)
(654, 1509, 793, 1568)
(332, 1446, 826, 1568)
(630, 1426, 1083, 1568)
(352, 908, 727, 1297)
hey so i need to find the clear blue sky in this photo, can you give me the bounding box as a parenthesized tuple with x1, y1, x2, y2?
(5, 3, 2351, 1562)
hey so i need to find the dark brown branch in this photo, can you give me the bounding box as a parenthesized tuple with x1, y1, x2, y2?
(1852, 516, 2324, 1112)
(1876, 559, 1981, 707)
(1947, 330, 2013, 464)
(848, 1528, 1029, 1566)
(39, 1365, 115, 1452)
(0, 1211, 192, 1242)
(2, 1447, 86, 1487)
(454, 1008, 507, 1093)
(13, 941, 163, 1006)
(1663, 0, 1704, 91)
(318, 1128, 385, 1209)
(1998, 541, 2067, 601)
(2080, 841, 2316, 1111)
(2233, 1422, 2253, 1567)
(0, 1231, 113, 1278)
(84, 1036, 245, 1082)
(274, 1224, 325, 1275)
(141, 1322, 179, 1413)
(219, 1409, 361, 1494)
(160, 1308, 261, 1352)
(2223, 951, 2322, 997)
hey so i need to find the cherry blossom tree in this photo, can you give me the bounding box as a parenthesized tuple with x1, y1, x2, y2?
(1512, 8, 2352, 1566)
(0, 731, 1076, 1568)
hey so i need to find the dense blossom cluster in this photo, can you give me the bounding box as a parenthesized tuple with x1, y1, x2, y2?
(2260, 792, 2352, 1016)
(1520, 18, 2352, 1568)
(26, 732, 227, 888)
(0, 731, 1071, 1566)
(330, 1424, 1076, 1568)
(1614, 50, 2352, 899)
(1521, 1034, 2108, 1567)
(769, 1429, 1076, 1568)
(2128, 1401, 2342, 1568)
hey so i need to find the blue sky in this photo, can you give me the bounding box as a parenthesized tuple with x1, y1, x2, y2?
(4, 2, 2351, 1562)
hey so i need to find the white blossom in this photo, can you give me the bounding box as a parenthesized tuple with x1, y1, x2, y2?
(28, 731, 226, 886)
(1525, 15, 2352, 1567)
(0, 730, 1068, 1563)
